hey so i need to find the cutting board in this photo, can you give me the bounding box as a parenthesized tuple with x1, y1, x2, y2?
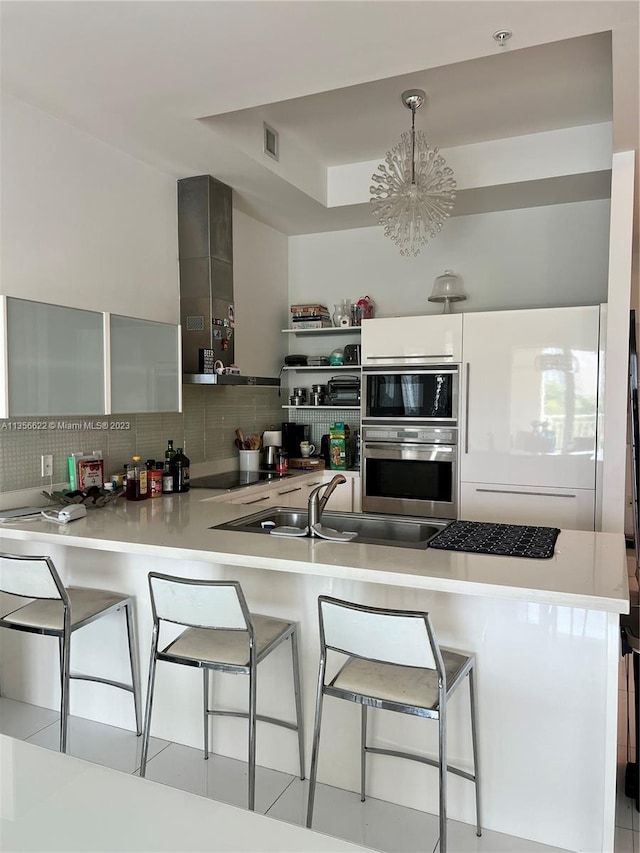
(289, 457, 325, 470)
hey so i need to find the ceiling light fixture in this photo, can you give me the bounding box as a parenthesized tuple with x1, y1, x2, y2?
(370, 89, 456, 257)
(493, 29, 512, 47)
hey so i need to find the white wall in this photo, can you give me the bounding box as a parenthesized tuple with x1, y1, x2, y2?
(233, 209, 288, 377)
(601, 150, 636, 532)
(289, 200, 611, 317)
(1, 94, 178, 322)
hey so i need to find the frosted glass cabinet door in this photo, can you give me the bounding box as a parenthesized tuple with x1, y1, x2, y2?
(110, 315, 180, 413)
(460, 306, 600, 490)
(7, 298, 104, 416)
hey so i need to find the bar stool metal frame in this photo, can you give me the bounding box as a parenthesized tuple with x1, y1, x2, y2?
(0, 552, 142, 753)
(306, 595, 481, 853)
(139, 572, 305, 811)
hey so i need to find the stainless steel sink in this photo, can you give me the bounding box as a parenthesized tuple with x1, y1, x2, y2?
(211, 508, 450, 550)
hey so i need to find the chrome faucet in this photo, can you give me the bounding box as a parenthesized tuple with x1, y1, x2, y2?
(308, 474, 347, 536)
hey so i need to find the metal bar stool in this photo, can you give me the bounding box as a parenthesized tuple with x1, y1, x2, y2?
(0, 552, 142, 753)
(139, 572, 305, 811)
(306, 595, 481, 853)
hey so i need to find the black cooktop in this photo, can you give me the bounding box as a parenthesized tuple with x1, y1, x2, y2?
(189, 471, 292, 492)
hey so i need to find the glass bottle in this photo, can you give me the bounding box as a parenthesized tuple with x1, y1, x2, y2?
(162, 460, 174, 494)
(126, 455, 148, 501)
(165, 439, 176, 464)
(171, 447, 190, 493)
(147, 460, 163, 498)
(332, 299, 352, 327)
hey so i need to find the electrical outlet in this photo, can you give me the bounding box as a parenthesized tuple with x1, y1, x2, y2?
(41, 454, 53, 478)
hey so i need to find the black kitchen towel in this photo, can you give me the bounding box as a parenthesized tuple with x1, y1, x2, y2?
(427, 520, 560, 559)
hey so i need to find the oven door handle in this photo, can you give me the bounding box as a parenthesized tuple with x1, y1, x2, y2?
(364, 442, 455, 450)
(363, 443, 455, 462)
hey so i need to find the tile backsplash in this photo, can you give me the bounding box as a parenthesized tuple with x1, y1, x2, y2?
(0, 385, 284, 493)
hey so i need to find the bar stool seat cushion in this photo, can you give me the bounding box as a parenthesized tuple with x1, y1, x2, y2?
(331, 648, 471, 711)
(3, 588, 128, 631)
(163, 614, 294, 667)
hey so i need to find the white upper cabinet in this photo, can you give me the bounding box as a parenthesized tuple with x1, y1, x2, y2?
(110, 315, 181, 413)
(6, 297, 105, 416)
(460, 306, 600, 490)
(361, 315, 462, 365)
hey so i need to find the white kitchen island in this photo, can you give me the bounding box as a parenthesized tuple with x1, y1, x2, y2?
(0, 491, 629, 853)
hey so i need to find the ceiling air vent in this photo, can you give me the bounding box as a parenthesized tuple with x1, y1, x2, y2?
(263, 122, 279, 162)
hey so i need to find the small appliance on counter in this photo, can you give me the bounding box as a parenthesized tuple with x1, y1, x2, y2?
(264, 445, 279, 470)
(262, 429, 282, 471)
(281, 421, 310, 459)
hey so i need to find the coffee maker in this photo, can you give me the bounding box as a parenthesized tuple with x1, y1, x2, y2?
(281, 421, 310, 458)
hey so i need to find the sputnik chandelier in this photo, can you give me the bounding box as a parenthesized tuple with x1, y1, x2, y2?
(370, 89, 456, 257)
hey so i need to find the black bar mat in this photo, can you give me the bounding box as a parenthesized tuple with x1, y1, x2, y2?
(428, 520, 560, 559)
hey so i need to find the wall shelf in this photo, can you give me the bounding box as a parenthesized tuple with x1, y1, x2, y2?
(281, 327, 361, 335)
(282, 365, 360, 372)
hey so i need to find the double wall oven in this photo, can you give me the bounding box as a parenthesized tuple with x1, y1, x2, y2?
(361, 363, 459, 519)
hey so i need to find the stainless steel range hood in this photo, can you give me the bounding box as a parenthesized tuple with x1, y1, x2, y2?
(178, 175, 279, 387)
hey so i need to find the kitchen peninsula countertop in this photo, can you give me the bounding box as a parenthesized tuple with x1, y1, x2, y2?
(0, 489, 629, 613)
(0, 490, 628, 852)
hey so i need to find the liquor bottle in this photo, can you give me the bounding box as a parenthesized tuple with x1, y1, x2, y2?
(171, 447, 190, 493)
(162, 461, 174, 494)
(165, 439, 176, 464)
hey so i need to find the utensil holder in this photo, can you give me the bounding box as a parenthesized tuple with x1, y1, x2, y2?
(239, 450, 260, 471)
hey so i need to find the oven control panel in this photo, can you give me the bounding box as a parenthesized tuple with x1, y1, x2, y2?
(362, 426, 457, 445)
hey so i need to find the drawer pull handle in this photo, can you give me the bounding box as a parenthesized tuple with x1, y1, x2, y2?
(476, 488, 576, 498)
(278, 487, 302, 495)
(366, 354, 451, 360)
(244, 496, 271, 505)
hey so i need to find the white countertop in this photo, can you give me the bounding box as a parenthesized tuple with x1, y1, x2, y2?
(0, 735, 371, 852)
(0, 490, 629, 613)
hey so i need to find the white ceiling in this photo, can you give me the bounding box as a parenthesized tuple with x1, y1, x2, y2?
(204, 32, 613, 165)
(1, 1, 638, 238)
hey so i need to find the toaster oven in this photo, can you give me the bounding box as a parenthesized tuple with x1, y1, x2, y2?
(326, 374, 361, 406)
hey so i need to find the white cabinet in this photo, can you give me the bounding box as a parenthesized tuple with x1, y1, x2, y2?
(459, 305, 601, 529)
(322, 473, 354, 512)
(110, 315, 181, 413)
(223, 472, 356, 513)
(460, 483, 595, 530)
(361, 314, 462, 364)
(229, 487, 275, 508)
(287, 473, 354, 511)
(5, 297, 105, 416)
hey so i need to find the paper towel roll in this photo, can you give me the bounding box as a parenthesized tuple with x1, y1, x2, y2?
(263, 430, 282, 447)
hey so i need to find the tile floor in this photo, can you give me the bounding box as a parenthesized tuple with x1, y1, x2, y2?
(0, 686, 637, 853)
(1, 558, 637, 853)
